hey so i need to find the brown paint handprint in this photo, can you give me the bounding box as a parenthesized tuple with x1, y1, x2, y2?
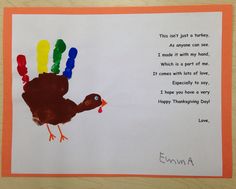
(17, 39, 107, 142)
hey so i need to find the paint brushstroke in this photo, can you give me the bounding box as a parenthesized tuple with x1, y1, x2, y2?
(63, 47, 78, 79)
(51, 39, 66, 74)
(17, 54, 29, 84)
(37, 40, 50, 74)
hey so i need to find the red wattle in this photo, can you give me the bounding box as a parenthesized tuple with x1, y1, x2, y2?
(98, 107, 103, 113)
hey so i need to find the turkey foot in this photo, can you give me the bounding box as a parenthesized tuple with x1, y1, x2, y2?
(46, 124, 56, 141)
(57, 125, 68, 142)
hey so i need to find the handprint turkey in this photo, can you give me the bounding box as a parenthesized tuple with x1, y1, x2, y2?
(16, 39, 107, 142)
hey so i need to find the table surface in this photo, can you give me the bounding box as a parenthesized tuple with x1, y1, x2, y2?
(0, 0, 235, 189)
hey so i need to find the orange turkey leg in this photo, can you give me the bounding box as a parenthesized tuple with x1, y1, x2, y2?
(46, 124, 56, 141)
(57, 125, 68, 142)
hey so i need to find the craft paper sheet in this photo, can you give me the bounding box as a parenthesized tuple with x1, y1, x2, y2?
(2, 6, 232, 177)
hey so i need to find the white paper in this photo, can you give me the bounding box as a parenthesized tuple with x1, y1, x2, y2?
(11, 12, 222, 176)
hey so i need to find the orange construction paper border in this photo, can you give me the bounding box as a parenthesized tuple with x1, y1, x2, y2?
(2, 5, 232, 178)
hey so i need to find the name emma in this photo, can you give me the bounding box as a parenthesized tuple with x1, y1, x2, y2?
(159, 152, 194, 166)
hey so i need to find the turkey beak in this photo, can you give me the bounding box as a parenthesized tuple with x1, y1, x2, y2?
(101, 99, 107, 107)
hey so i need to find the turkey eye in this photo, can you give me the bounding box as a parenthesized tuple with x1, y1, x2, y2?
(94, 96, 99, 101)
